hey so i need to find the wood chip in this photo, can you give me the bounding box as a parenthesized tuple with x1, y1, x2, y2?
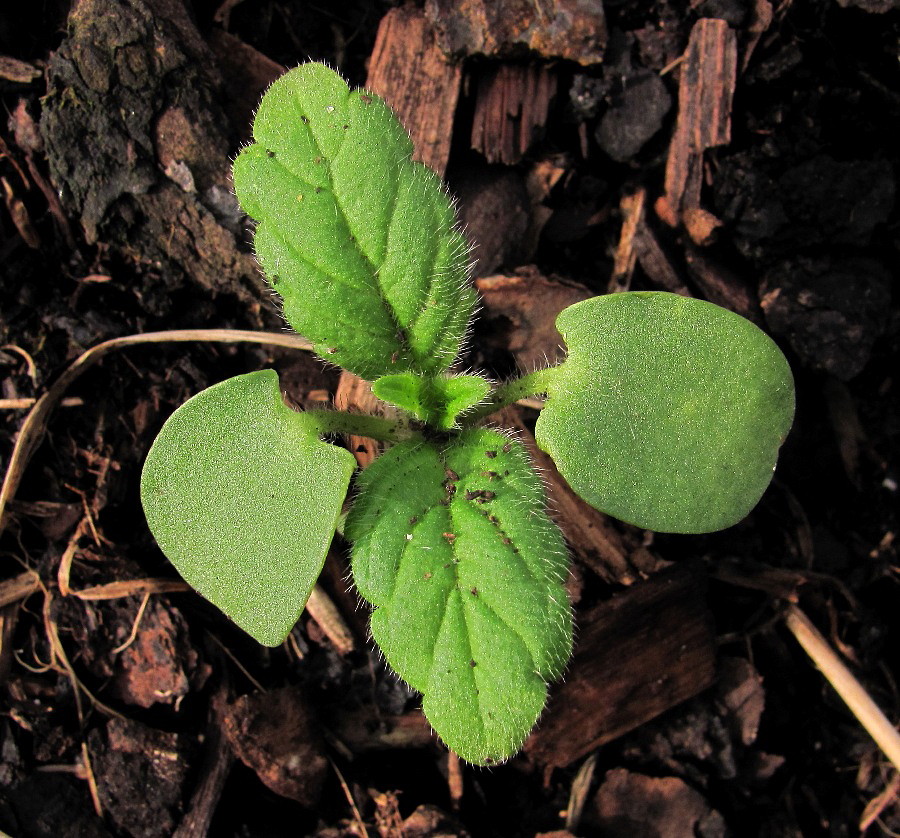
(366, 5, 461, 177)
(633, 223, 691, 296)
(609, 188, 646, 292)
(470, 63, 557, 165)
(476, 271, 592, 371)
(222, 686, 328, 806)
(0, 55, 42, 84)
(684, 246, 760, 322)
(660, 18, 737, 225)
(525, 564, 716, 770)
(334, 371, 383, 468)
(590, 768, 725, 835)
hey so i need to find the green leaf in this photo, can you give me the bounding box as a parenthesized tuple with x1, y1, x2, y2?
(232, 63, 476, 380)
(141, 370, 356, 646)
(372, 373, 490, 429)
(535, 291, 795, 533)
(344, 430, 572, 765)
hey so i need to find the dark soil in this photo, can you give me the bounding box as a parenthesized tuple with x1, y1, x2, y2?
(1, 1, 898, 836)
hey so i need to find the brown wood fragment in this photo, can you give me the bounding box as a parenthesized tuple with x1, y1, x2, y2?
(327, 705, 435, 753)
(632, 224, 691, 296)
(334, 371, 383, 468)
(609, 188, 646, 292)
(682, 206, 723, 247)
(304, 585, 355, 655)
(0, 55, 42, 84)
(207, 29, 283, 144)
(0, 571, 40, 609)
(222, 685, 329, 806)
(742, 0, 775, 71)
(525, 564, 716, 769)
(476, 271, 592, 371)
(366, 5, 462, 177)
(1, 175, 40, 248)
(684, 246, 761, 323)
(661, 18, 737, 225)
(471, 64, 557, 165)
(454, 164, 531, 275)
(589, 768, 725, 835)
(110, 598, 197, 708)
(173, 689, 234, 838)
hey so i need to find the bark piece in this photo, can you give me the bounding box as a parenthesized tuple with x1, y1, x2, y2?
(328, 705, 434, 753)
(40, 0, 261, 309)
(717, 657, 765, 748)
(173, 700, 233, 838)
(111, 598, 198, 709)
(684, 246, 760, 323)
(366, 5, 462, 177)
(475, 271, 592, 371)
(335, 371, 384, 468)
(470, 63, 558, 165)
(682, 206, 723, 247)
(610, 188, 645, 291)
(633, 222, 691, 296)
(89, 717, 193, 838)
(589, 768, 726, 838)
(222, 686, 328, 806)
(660, 18, 737, 225)
(425, 0, 606, 65)
(207, 29, 283, 145)
(0, 55, 42, 84)
(525, 564, 716, 769)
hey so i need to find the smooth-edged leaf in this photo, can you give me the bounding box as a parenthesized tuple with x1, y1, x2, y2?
(535, 291, 795, 533)
(141, 370, 356, 646)
(344, 430, 572, 765)
(232, 63, 476, 380)
(372, 373, 491, 429)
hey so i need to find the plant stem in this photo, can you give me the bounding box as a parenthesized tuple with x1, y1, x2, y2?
(304, 409, 420, 443)
(464, 367, 558, 422)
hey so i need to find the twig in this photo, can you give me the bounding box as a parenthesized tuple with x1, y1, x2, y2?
(785, 606, 900, 772)
(0, 397, 83, 410)
(71, 578, 191, 600)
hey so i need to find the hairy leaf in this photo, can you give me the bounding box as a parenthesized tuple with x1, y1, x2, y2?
(344, 430, 572, 765)
(535, 292, 795, 533)
(141, 371, 356, 646)
(232, 63, 475, 380)
(372, 372, 490, 429)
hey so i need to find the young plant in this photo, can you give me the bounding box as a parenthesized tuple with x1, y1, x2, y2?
(141, 63, 795, 765)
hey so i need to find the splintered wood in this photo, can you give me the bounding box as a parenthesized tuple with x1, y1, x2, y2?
(659, 18, 737, 227)
(366, 5, 461, 177)
(526, 564, 716, 771)
(471, 64, 558, 165)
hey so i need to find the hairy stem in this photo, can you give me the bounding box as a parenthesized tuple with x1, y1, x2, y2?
(303, 409, 421, 443)
(464, 367, 558, 423)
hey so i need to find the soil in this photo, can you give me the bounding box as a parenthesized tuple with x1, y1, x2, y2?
(1, 1, 898, 836)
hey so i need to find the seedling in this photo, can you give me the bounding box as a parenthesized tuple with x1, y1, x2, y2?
(141, 63, 795, 765)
